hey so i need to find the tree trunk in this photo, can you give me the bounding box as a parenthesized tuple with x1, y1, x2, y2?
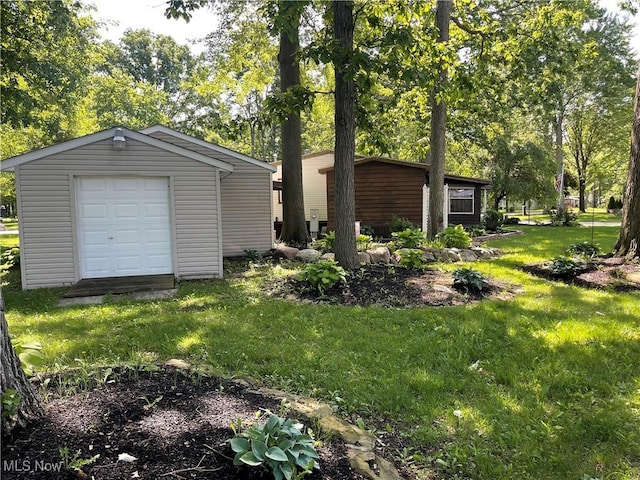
(426, 0, 452, 239)
(613, 64, 640, 259)
(578, 177, 586, 213)
(554, 109, 565, 212)
(333, 0, 358, 269)
(279, 1, 308, 246)
(1, 295, 42, 436)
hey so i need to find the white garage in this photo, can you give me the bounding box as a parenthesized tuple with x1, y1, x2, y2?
(1, 126, 276, 290)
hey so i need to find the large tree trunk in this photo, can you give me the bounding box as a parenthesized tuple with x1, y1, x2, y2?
(578, 177, 586, 213)
(1, 296, 42, 436)
(333, 0, 358, 269)
(613, 64, 640, 259)
(426, 0, 452, 239)
(279, 1, 308, 246)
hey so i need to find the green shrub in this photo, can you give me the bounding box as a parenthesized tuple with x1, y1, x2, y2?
(396, 248, 425, 268)
(503, 217, 520, 225)
(607, 196, 623, 211)
(566, 241, 600, 259)
(465, 225, 486, 237)
(391, 228, 427, 249)
(549, 256, 587, 276)
(549, 209, 579, 226)
(299, 260, 347, 293)
(390, 215, 414, 233)
(436, 225, 472, 249)
(243, 249, 262, 262)
(482, 209, 503, 231)
(356, 234, 373, 252)
(230, 415, 319, 480)
(360, 224, 375, 236)
(452, 268, 489, 293)
(314, 231, 335, 253)
(1, 247, 20, 267)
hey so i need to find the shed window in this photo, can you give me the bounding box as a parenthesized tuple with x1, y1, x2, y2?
(449, 188, 474, 214)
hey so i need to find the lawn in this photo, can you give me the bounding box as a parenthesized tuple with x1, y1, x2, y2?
(4, 225, 640, 480)
(523, 208, 622, 224)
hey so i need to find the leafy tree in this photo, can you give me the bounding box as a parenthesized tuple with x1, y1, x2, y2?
(613, 64, 640, 259)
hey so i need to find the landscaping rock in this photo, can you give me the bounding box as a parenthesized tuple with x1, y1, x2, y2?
(446, 249, 462, 262)
(274, 245, 299, 260)
(421, 248, 436, 262)
(357, 252, 371, 264)
(321, 252, 335, 261)
(296, 248, 322, 262)
(432, 248, 449, 262)
(164, 359, 190, 369)
(471, 247, 493, 259)
(367, 247, 391, 264)
(459, 250, 478, 262)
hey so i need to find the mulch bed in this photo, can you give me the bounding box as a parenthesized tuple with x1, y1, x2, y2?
(270, 263, 515, 308)
(521, 257, 640, 291)
(1, 367, 369, 480)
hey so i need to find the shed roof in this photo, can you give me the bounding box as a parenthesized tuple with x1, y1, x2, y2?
(318, 156, 491, 185)
(140, 125, 276, 172)
(1, 127, 235, 173)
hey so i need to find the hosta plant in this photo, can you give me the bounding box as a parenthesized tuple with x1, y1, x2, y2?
(396, 248, 425, 269)
(436, 224, 472, 249)
(299, 260, 347, 293)
(549, 256, 587, 277)
(453, 268, 488, 293)
(391, 228, 427, 249)
(566, 241, 600, 259)
(230, 415, 319, 480)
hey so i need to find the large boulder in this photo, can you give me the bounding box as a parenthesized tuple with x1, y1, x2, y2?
(274, 245, 299, 260)
(459, 250, 478, 262)
(321, 252, 335, 261)
(357, 252, 371, 264)
(366, 247, 391, 264)
(296, 248, 322, 262)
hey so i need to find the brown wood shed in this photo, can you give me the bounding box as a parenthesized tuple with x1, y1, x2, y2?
(319, 157, 491, 237)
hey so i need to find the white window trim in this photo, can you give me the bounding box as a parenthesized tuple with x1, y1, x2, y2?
(449, 187, 475, 215)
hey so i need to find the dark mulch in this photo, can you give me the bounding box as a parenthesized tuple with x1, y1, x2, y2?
(270, 264, 514, 308)
(521, 257, 640, 291)
(1, 367, 369, 480)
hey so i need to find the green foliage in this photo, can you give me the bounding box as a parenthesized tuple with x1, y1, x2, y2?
(391, 228, 427, 249)
(566, 242, 600, 259)
(549, 256, 587, 277)
(359, 224, 375, 236)
(356, 234, 373, 252)
(482, 209, 504, 232)
(299, 260, 347, 293)
(230, 415, 318, 480)
(452, 268, 488, 293)
(1, 246, 20, 266)
(607, 196, 623, 211)
(1, 389, 20, 419)
(390, 215, 415, 233)
(465, 225, 486, 237)
(314, 231, 335, 253)
(396, 248, 425, 269)
(503, 217, 520, 225)
(59, 447, 100, 472)
(14, 340, 45, 376)
(244, 249, 262, 262)
(436, 225, 472, 249)
(550, 209, 579, 227)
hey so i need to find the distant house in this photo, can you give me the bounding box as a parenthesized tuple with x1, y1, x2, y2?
(319, 157, 491, 237)
(2, 126, 275, 289)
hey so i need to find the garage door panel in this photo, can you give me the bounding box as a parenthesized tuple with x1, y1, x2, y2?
(77, 177, 173, 279)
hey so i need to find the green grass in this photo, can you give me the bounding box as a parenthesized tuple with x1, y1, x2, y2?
(523, 208, 621, 224)
(1, 234, 19, 248)
(4, 225, 640, 480)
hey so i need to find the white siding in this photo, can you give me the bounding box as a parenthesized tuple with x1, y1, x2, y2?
(147, 132, 273, 256)
(273, 152, 335, 222)
(16, 138, 222, 289)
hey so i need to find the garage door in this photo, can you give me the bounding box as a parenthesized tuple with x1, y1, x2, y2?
(76, 177, 173, 278)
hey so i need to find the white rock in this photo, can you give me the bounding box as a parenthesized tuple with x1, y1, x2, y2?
(366, 247, 390, 264)
(296, 249, 322, 262)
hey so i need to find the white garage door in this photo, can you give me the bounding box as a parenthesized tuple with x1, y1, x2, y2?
(76, 177, 173, 278)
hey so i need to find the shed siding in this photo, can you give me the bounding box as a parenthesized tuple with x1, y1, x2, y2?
(273, 152, 335, 222)
(326, 161, 485, 237)
(148, 132, 273, 256)
(16, 138, 222, 289)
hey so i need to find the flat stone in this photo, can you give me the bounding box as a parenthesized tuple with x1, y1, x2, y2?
(366, 247, 390, 264)
(164, 359, 190, 369)
(296, 249, 322, 262)
(56, 295, 105, 307)
(129, 289, 176, 301)
(357, 252, 371, 264)
(274, 245, 299, 260)
(459, 250, 478, 262)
